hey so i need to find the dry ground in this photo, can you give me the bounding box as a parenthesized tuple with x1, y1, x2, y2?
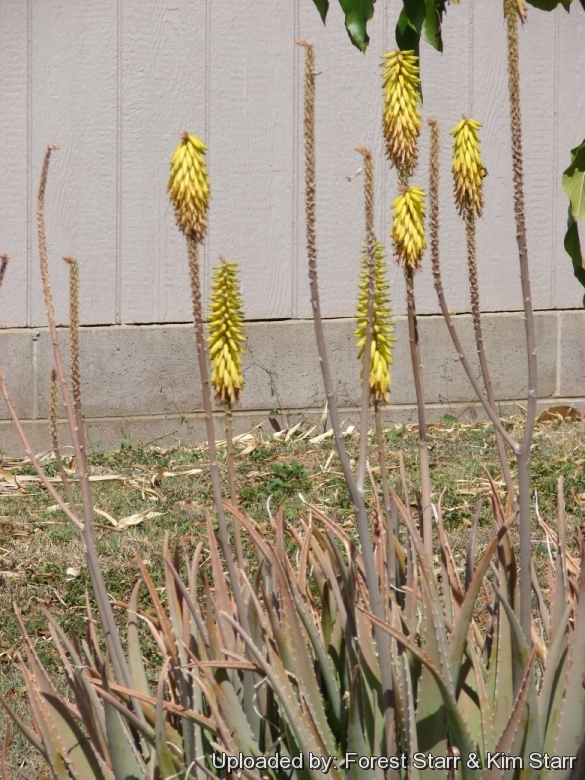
(0, 411, 584, 772)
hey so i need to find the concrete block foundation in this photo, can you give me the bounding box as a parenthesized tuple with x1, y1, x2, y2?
(0, 310, 583, 454)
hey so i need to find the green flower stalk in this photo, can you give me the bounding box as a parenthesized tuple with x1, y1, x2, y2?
(451, 116, 487, 217)
(355, 242, 396, 404)
(381, 50, 422, 179)
(391, 186, 427, 271)
(168, 132, 210, 240)
(207, 258, 246, 405)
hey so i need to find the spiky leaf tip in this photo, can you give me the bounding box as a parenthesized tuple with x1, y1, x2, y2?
(391, 186, 427, 271)
(451, 116, 487, 217)
(207, 259, 246, 405)
(168, 132, 210, 240)
(354, 242, 397, 403)
(381, 50, 422, 175)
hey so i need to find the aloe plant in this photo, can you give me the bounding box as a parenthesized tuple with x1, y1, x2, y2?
(4, 472, 585, 779)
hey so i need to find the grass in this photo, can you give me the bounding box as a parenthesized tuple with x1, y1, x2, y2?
(0, 412, 584, 769)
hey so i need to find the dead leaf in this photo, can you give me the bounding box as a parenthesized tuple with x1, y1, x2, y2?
(537, 405, 582, 423)
(309, 428, 333, 444)
(94, 507, 162, 530)
(65, 567, 80, 578)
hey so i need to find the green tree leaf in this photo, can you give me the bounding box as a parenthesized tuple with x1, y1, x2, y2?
(564, 208, 585, 306)
(312, 0, 330, 23)
(563, 139, 585, 220)
(395, 7, 421, 57)
(423, 0, 447, 51)
(337, 0, 375, 51)
(526, 0, 571, 9)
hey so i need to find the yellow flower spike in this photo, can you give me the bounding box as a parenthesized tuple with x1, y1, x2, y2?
(354, 243, 397, 403)
(450, 116, 487, 217)
(381, 50, 422, 175)
(391, 186, 427, 270)
(207, 258, 246, 405)
(168, 132, 210, 240)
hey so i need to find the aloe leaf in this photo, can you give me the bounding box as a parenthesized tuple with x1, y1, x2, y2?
(288, 569, 342, 724)
(467, 640, 495, 760)
(347, 670, 374, 780)
(223, 612, 344, 780)
(416, 581, 448, 777)
(490, 569, 514, 742)
(451, 521, 512, 683)
(0, 693, 45, 757)
(539, 603, 571, 748)
(391, 490, 455, 694)
(102, 671, 149, 780)
(362, 607, 480, 780)
(198, 663, 263, 760)
(551, 558, 585, 774)
(154, 664, 181, 779)
(491, 584, 541, 780)
(135, 556, 178, 662)
(436, 502, 464, 611)
(265, 566, 338, 758)
(44, 614, 109, 758)
(480, 649, 537, 780)
(127, 580, 151, 700)
(14, 611, 107, 779)
(402, 653, 421, 780)
(465, 500, 482, 593)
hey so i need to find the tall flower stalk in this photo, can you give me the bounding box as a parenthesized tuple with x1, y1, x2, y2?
(296, 39, 394, 736)
(505, 0, 536, 639)
(383, 49, 432, 560)
(168, 133, 250, 628)
(355, 239, 397, 582)
(429, 24, 535, 639)
(207, 255, 246, 569)
(354, 146, 398, 584)
(451, 117, 515, 502)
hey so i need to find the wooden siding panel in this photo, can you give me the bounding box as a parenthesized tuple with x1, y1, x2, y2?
(296, 0, 392, 319)
(0, 2, 583, 326)
(29, 0, 118, 326)
(205, 1, 295, 321)
(119, 0, 205, 324)
(0, 2, 28, 327)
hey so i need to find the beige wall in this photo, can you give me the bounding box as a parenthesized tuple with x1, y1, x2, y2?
(0, 0, 584, 329)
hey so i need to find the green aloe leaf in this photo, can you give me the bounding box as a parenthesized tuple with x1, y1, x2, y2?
(102, 673, 147, 780)
(450, 521, 512, 682)
(362, 607, 479, 780)
(480, 649, 538, 780)
(552, 560, 585, 773)
(154, 665, 180, 779)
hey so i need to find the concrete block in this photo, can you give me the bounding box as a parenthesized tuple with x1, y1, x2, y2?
(36, 325, 201, 418)
(559, 310, 585, 397)
(0, 328, 35, 419)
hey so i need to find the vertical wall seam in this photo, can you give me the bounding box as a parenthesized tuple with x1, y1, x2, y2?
(116, 0, 122, 324)
(203, 0, 211, 319)
(27, 0, 32, 328)
(292, 0, 299, 320)
(556, 310, 562, 397)
(469, 0, 474, 116)
(31, 331, 39, 419)
(550, 8, 559, 309)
